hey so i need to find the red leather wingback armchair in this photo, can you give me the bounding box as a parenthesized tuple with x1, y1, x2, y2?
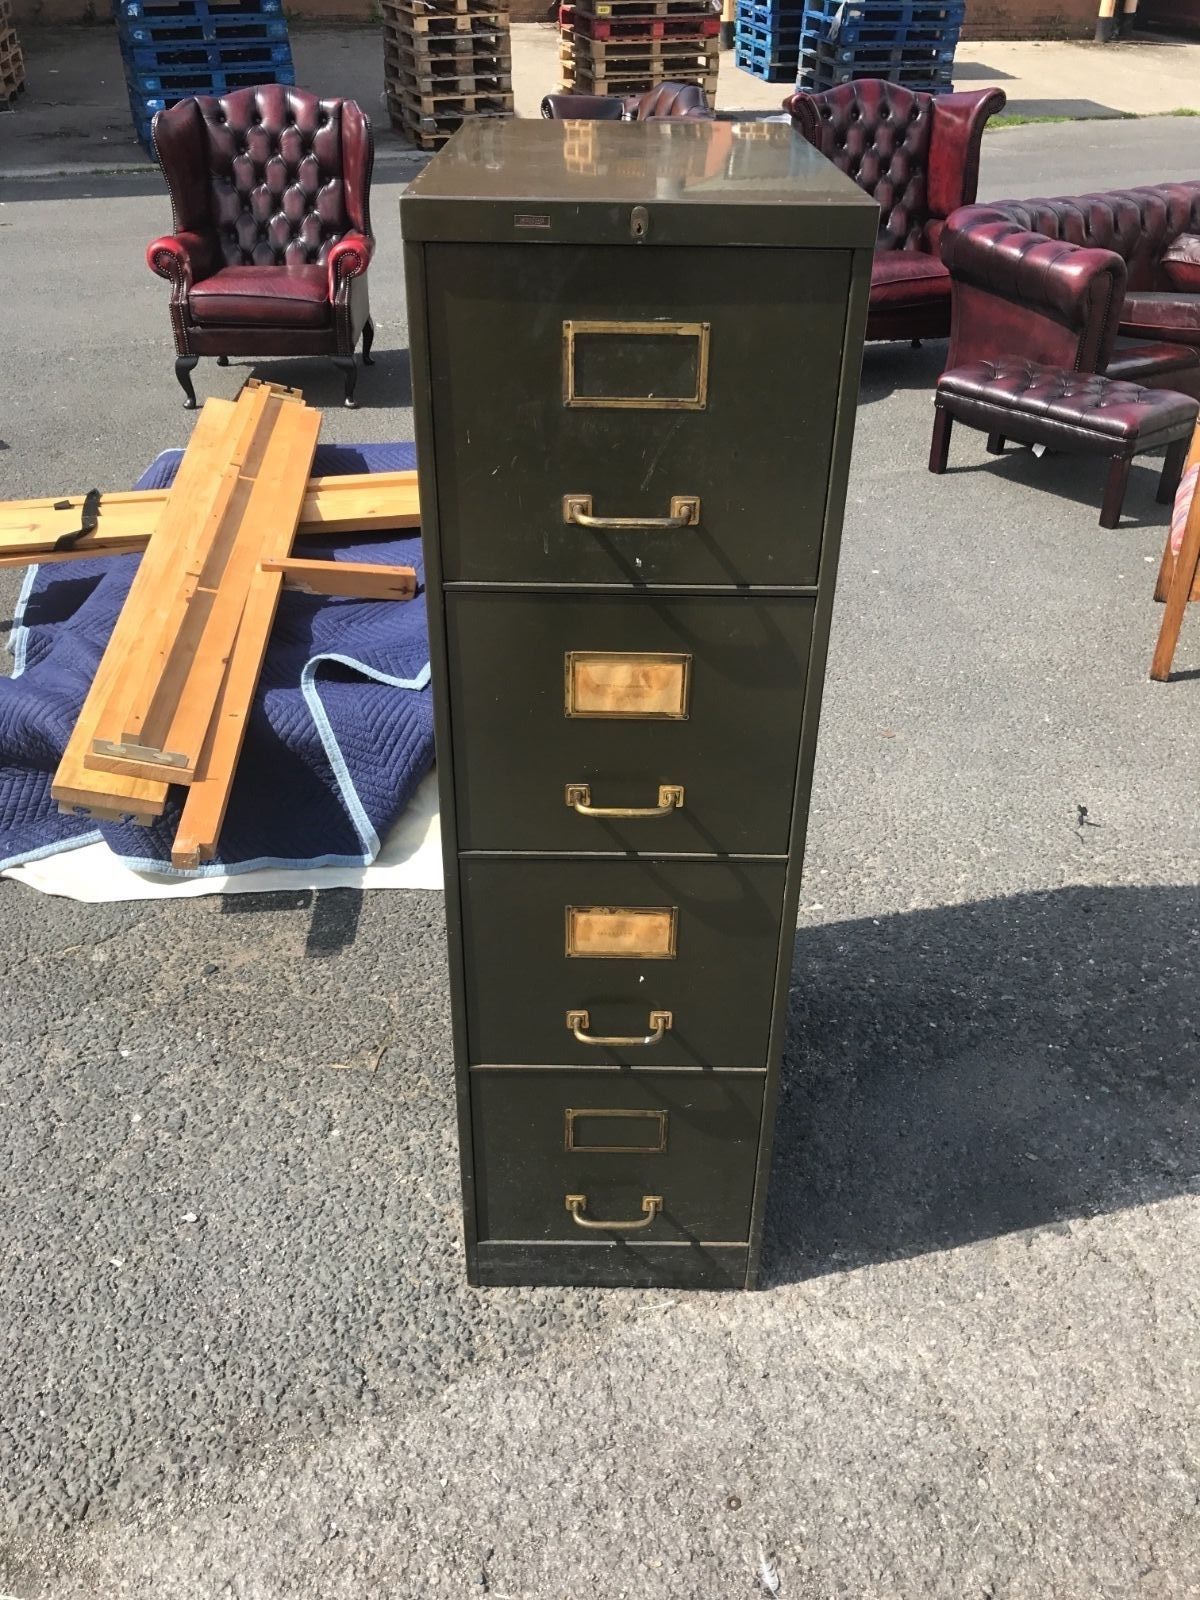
(541, 82, 714, 120)
(147, 84, 376, 409)
(783, 78, 1007, 343)
(940, 185, 1200, 398)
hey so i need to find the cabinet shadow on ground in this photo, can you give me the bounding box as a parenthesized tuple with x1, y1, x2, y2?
(763, 883, 1200, 1284)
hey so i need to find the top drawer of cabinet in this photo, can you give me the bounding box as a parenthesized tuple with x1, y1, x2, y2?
(422, 244, 852, 588)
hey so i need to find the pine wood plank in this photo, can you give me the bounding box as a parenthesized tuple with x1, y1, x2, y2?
(170, 565, 285, 870)
(261, 557, 418, 600)
(102, 382, 283, 763)
(49, 396, 244, 820)
(88, 395, 321, 784)
(0, 471, 421, 568)
(83, 383, 276, 780)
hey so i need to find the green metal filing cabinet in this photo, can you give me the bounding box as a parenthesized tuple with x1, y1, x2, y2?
(401, 118, 876, 1290)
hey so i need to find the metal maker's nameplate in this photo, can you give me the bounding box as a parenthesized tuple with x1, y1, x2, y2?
(564, 1108, 669, 1154)
(563, 320, 711, 410)
(565, 651, 691, 720)
(565, 905, 678, 960)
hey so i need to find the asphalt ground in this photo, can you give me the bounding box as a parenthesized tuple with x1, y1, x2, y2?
(0, 119, 1199, 1598)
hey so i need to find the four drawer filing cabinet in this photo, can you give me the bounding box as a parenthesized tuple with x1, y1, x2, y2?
(402, 118, 876, 1290)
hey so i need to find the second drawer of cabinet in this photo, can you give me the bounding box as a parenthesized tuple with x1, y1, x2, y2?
(446, 592, 815, 855)
(459, 858, 787, 1067)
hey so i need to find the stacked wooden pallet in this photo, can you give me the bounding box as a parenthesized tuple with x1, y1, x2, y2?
(0, 380, 421, 869)
(382, 0, 514, 151)
(562, 0, 719, 99)
(0, 0, 26, 105)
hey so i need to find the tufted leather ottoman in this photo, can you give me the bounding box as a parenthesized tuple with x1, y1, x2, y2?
(929, 356, 1200, 527)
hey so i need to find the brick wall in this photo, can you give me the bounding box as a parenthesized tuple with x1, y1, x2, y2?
(960, 0, 1098, 38)
(8, 0, 550, 22)
(9, 0, 1093, 33)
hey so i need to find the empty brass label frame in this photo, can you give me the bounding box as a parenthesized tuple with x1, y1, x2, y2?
(565, 905, 678, 960)
(565, 650, 692, 719)
(562, 319, 711, 410)
(564, 1108, 669, 1154)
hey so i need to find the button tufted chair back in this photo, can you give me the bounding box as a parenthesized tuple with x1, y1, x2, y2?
(152, 84, 373, 271)
(785, 79, 1006, 255)
(788, 79, 934, 250)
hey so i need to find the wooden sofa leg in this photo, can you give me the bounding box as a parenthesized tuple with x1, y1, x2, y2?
(986, 432, 1005, 455)
(1157, 436, 1187, 504)
(174, 355, 199, 410)
(1100, 454, 1132, 529)
(216, 354, 229, 367)
(929, 407, 952, 474)
(362, 317, 376, 366)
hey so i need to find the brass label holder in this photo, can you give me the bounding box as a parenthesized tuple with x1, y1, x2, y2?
(565, 650, 692, 719)
(564, 1108, 669, 1154)
(565, 904, 678, 959)
(562, 319, 711, 410)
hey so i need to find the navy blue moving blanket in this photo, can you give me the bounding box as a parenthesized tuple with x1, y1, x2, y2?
(0, 443, 433, 876)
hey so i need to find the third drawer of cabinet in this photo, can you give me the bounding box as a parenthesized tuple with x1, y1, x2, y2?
(446, 592, 815, 855)
(459, 857, 786, 1067)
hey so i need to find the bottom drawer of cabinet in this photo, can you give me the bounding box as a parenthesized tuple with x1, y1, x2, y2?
(471, 1068, 766, 1245)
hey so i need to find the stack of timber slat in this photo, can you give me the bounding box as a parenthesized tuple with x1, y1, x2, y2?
(563, 0, 720, 100)
(382, 0, 514, 152)
(113, 0, 296, 153)
(0, 0, 26, 106)
(4, 379, 421, 871)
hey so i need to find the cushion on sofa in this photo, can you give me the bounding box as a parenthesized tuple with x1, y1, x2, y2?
(1161, 233, 1200, 293)
(1119, 290, 1200, 346)
(870, 249, 950, 307)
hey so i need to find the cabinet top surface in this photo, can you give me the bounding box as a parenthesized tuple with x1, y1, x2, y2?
(401, 119, 879, 248)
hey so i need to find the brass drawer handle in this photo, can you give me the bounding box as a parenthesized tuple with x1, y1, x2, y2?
(565, 1193, 663, 1232)
(566, 1008, 673, 1047)
(565, 783, 684, 819)
(563, 494, 700, 531)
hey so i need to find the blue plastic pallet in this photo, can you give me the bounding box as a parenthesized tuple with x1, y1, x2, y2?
(800, 0, 963, 20)
(118, 0, 282, 20)
(119, 14, 289, 46)
(798, 36, 955, 64)
(734, 49, 796, 79)
(735, 0, 806, 21)
(127, 60, 295, 98)
(802, 13, 961, 46)
(735, 16, 804, 46)
(796, 59, 953, 88)
(121, 38, 293, 71)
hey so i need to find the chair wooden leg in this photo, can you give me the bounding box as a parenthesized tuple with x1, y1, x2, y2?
(1154, 534, 1175, 603)
(929, 407, 952, 474)
(986, 432, 1005, 455)
(1151, 478, 1200, 679)
(1157, 436, 1187, 504)
(1100, 453, 1132, 528)
(362, 317, 376, 366)
(332, 355, 358, 409)
(174, 355, 199, 409)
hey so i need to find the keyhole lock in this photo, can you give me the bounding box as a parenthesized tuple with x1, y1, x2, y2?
(630, 205, 650, 241)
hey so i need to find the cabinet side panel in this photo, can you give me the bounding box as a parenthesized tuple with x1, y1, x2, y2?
(745, 244, 875, 1288)
(404, 237, 481, 1280)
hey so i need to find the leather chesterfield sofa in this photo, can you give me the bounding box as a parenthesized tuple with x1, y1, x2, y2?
(940, 184, 1200, 399)
(784, 77, 1007, 343)
(147, 84, 376, 408)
